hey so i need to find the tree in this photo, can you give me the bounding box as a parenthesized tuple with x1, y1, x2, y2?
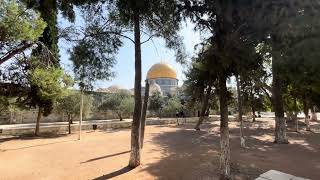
(181, 1, 266, 178)
(250, 0, 320, 142)
(148, 92, 164, 118)
(23, 0, 92, 61)
(162, 96, 183, 118)
(28, 65, 72, 136)
(0, 1, 46, 64)
(99, 91, 134, 121)
(110, 0, 184, 168)
(65, 0, 184, 167)
(67, 5, 123, 140)
(56, 91, 93, 134)
(184, 45, 217, 130)
(235, 75, 245, 148)
(140, 81, 149, 149)
(0, 96, 10, 113)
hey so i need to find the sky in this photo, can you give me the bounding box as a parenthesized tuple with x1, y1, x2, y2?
(58, 14, 202, 90)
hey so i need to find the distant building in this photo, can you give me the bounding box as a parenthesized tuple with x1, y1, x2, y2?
(96, 62, 179, 97)
(96, 85, 132, 95)
(145, 62, 178, 96)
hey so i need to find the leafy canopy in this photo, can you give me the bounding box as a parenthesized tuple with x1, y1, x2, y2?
(56, 91, 93, 119)
(99, 91, 134, 118)
(0, 1, 46, 44)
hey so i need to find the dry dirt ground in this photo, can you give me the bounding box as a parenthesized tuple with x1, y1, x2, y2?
(0, 118, 319, 180)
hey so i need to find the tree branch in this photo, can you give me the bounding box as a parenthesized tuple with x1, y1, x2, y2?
(85, 30, 135, 44)
(141, 34, 158, 45)
(0, 42, 34, 65)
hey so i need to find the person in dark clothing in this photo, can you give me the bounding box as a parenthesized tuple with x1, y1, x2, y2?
(176, 110, 180, 125)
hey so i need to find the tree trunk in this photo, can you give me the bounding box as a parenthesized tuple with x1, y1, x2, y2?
(35, 106, 42, 136)
(68, 114, 71, 134)
(37, 0, 59, 61)
(250, 87, 256, 122)
(251, 101, 256, 122)
(129, 13, 142, 168)
(303, 96, 310, 131)
(140, 81, 150, 149)
(9, 111, 13, 124)
(293, 97, 298, 132)
(218, 75, 231, 179)
(272, 53, 288, 144)
(78, 88, 84, 140)
(118, 113, 123, 121)
(236, 76, 245, 148)
(311, 106, 317, 121)
(195, 86, 211, 130)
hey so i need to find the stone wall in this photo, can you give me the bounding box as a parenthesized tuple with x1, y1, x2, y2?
(0, 116, 240, 136)
(0, 110, 130, 125)
(0, 110, 62, 124)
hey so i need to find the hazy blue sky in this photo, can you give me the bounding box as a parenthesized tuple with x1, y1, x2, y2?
(58, 14, 202, 90)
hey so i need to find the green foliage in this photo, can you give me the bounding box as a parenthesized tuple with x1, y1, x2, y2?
(119, 97, 134, 116)
(148, 92, 164, 115)
(99, 91, 134, 120)
(0, 1, 46, 64)
(21, 62, 73, 116)
(254, 1, 320, 111)
(56, 91, 93, 119)
(69, 36, 120, 90)
(162, 96, 183, 117)
(66, 4, 123, 90)
(0, 96, 10, 112)
(24, 0, 60, 60)
(111, 0, 186, 62)
(0, 1, 46, 43)
(30, 67, 71, 101)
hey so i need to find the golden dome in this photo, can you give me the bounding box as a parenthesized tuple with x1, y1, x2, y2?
(147, 62, 177, 79)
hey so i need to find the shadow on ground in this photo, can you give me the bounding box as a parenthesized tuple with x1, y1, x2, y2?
(93, 166, 133, 180)
(138, 120, 320, 179)
(81, 150, 131, 164)
(0, 132, 71, 144)
(0, 132, 73, 151)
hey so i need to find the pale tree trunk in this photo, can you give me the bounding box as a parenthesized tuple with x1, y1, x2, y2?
(140, 81, 149, 149)
(236, 76, 245, 148)
(303, 96, 311, 131)
(218, 75, 231, 179)
(35, 106, 42, 136)
(129, 13, 142, 168)
(78, 88, 84, 140)
(272, 51, 288, 144)
(293, 97, 298, 132)
(195, 86, 211, 131)
(311, 106, 317, 121)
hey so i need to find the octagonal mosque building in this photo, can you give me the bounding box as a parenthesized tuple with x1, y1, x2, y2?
(146, 62, 178, 96)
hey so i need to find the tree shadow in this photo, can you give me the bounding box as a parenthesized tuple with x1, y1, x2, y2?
(138, 120, 320, 179)
(81, 150, 131, 164)
(92, 166, 133, 180)
(0, 132, 69, 143)
(101, 128, 131, 134)
(1, 139, 77, 152)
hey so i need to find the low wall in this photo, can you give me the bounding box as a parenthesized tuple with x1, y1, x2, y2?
(0, 116, 240, 136)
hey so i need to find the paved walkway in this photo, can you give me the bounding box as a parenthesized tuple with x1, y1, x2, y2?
(256, 170, 310, 180)
(0, 119, 131, 129)
(0, 115, 224, 130)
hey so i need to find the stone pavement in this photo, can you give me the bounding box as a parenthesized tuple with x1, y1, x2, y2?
(256, 170, 310, 180)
